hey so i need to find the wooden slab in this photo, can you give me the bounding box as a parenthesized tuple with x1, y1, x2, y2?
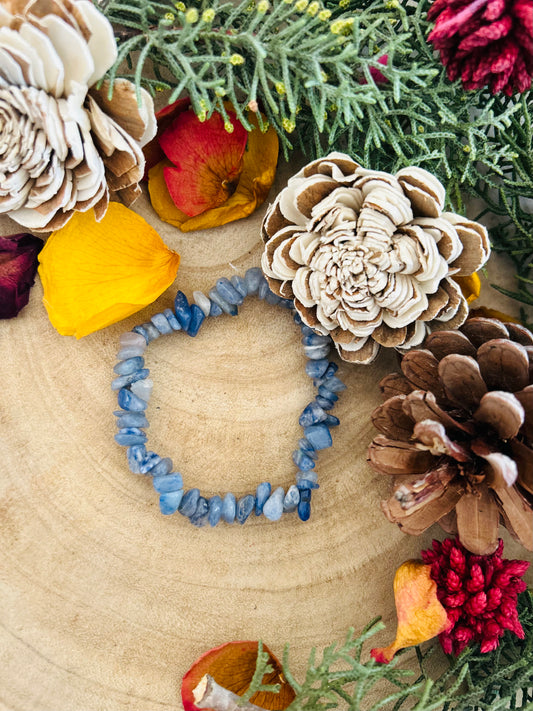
(0, 163, 531, 710)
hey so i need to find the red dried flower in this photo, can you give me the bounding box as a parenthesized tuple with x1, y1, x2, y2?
(422, 537, 529, 654)
(427, 0, 533, 95)
(0, 232, 43, 318)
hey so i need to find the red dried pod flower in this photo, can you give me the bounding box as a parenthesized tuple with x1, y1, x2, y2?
(0, 233, 43, 319)
(427, 0, 533, 95)
(422, 537, 529, 654)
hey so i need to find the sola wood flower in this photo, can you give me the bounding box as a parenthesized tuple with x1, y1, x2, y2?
(0, 232, 43, 318)
(368, 317, 533, 555)
(38, 203, 180, 337)
(147, 102, 279, 232)
(371, 560, 450, 663)
(0, 0, 156, 232)
(182, 641, 295, 711)
(261, 152, 490, 364)
(422, 537, 530, 654)
(427, 0, 533, 95)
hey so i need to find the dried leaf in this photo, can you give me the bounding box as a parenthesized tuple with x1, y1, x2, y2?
(181, 641, 295, 711)
(38, 203, 180, 337)
(370, 561, 450, 663)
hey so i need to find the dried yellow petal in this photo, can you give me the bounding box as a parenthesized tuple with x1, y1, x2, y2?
(456, 271, 481, 304)
(371, 561, 450, 663)
(38, 203, 180, 337)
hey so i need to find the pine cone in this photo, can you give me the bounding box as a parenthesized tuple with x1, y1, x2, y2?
(368, 317, 533, 555)
(261, 152, 490, 364)
(0, 0, 156, 231)
(427, 0, 533, 95)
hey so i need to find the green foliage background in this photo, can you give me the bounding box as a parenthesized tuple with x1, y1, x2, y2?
(243, 591, 533, 710)
(100, 0, 533, 319)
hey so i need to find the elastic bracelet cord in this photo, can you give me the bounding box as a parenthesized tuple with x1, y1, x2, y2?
(112, 268, 346, 527)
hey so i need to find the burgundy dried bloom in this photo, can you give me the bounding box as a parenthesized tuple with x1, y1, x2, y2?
(421, 537, 530, 654)
(0, 233, 43, 318)
(427, 0, 533, 95)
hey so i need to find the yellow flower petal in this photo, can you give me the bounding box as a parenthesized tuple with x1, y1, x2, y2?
(371, 561, 450, 664)
(456, 271, 481, 304)
(148, 112, 279, 231)
(38, 203, 180, 337)
(469, 306, 520, 323)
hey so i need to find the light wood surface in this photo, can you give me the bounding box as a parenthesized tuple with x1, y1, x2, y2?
(1, 161, 531, 711)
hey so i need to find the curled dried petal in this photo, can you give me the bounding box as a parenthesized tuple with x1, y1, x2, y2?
(371, 561, 450, 663)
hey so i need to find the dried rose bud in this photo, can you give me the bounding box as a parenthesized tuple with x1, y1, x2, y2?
(0, 233, 43, 318)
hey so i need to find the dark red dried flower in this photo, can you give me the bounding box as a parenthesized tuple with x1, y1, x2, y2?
(0, 233, 43, 319)
(422, 537, 529, 654)
(427, 0, 533, 95)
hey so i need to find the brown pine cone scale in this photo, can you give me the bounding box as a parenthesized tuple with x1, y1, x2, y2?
(368, 317, 533, 555)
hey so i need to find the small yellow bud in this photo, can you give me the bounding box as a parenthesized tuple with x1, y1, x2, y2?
(224, 120, 235, 133)
(230, 53, 245, 65)
(185, 7, 198, 22)
(198, 111, 207, 122)
(257, 0, 270, 13)
(339, 0, 349, 7)
(174, 1, 185, 10)
(463, 144, 471, 153)
(282, 117, 295, 133)
(295, 0, 308, 11)
(164, 12, 175, 22)
(215, 86, 226, 97)
(328, 103, 338, 111)
(295, 105, 301, 114)
(307, 1, 320, 15)
(418, 125, 425, 133)
(318, 8, 331, 19)
(386, 0, 400, 7)
(320, 70, 328, 82)
(202, 8, 215, 21)
(275, 81, 286, 95)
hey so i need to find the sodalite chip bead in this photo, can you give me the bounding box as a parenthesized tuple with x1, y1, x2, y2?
(113, 268, 347, 526)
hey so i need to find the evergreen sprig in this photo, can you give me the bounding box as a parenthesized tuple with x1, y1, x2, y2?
(100, 0, 533, 314)
(244, 591, 533, 711)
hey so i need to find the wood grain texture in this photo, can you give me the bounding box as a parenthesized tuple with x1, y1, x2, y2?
(0, 161, 531, 711)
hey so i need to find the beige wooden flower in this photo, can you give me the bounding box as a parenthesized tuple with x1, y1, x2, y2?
(0, 0, 156, 231)
(261, 153, 490, 364)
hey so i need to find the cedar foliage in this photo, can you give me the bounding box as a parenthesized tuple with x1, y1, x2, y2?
(100, 0, 533, 316)
(245, 591, 533, 710)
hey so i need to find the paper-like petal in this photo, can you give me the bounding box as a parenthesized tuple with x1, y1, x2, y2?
(181, 641, 295, 711)
(371, 561, 450, 663)
(149, 112, 279, 231)
(0, 232, 43, 318)
(38, 202, 180, 337)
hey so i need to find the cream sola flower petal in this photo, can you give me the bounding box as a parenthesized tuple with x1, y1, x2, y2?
(38, 203, 180, 338)
(262, 153, 490, 364)
(0, 0, 155, 231)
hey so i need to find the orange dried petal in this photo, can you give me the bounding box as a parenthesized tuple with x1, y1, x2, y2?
(181, 641, 295, 711)
(371, 561, 450, 664)
(456, 272, 481, 304)
(38, 203, 180, 337)
(148, 112, 279, 231)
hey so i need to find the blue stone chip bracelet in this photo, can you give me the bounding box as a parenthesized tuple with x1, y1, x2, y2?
(113, 267, 346, 527)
